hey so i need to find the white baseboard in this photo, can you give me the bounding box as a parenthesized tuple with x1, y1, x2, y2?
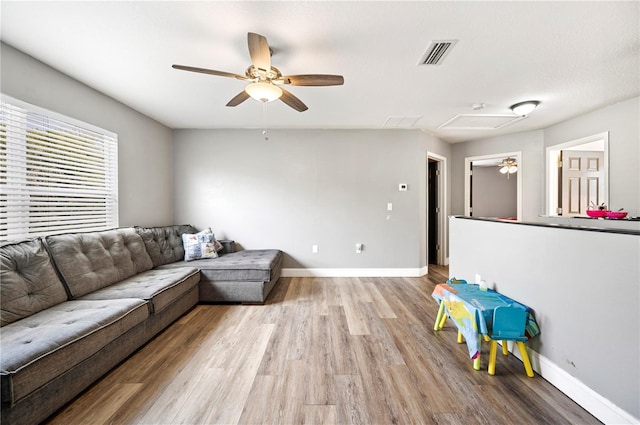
(281, 267, 427, 278)
(508, 343, 639, 424)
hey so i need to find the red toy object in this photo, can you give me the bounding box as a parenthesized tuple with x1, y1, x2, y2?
(605, 210, 628, 219)
(586, 209, 607, 218)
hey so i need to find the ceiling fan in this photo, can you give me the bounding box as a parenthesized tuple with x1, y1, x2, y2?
(498, 157, 518, 177)
(172, 32, 344, 112)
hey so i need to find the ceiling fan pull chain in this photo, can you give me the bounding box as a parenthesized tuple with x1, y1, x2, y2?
(262, 102, 269, 141)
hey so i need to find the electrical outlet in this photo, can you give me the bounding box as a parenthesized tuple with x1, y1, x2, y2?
(312, 244, 319, 254)
(356, 243, 363, 253)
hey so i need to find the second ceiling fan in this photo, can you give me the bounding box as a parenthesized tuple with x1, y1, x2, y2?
(173, 32, 344, 112)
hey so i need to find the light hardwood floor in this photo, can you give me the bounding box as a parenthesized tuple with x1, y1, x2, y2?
(45, 266, 601, 424)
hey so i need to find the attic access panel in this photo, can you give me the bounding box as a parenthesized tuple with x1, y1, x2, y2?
(438, 114, 525, 130)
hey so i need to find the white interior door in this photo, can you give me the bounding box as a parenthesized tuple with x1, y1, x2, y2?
(561, 150, 605, 215)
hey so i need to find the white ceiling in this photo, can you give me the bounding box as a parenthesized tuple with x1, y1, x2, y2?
(1, 1, 638, 143)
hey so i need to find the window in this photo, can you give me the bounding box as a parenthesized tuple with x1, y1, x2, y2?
(0, 95, 118, 242)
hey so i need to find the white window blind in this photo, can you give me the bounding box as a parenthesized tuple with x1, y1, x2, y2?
(0, 95, 118, 242)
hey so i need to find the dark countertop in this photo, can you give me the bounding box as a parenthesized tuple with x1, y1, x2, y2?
(452, 215, 640, 236)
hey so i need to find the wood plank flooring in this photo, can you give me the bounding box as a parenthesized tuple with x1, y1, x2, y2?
(45, 266, 601, 424)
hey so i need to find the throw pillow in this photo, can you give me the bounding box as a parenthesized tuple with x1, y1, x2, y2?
(182, 232, 219, 261)
(198, 227, 224, 252)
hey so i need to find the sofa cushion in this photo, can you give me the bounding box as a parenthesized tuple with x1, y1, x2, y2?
(159, 249, 282, 282)
(182, 232, 219, 262)
(80, 267, 200, 314)
(45, 228, 153, 298)
(0, 298, 148, 406)
(135, 225, 197, 267)
(194, 227, 224, 252)
(1, 239, 69, 326)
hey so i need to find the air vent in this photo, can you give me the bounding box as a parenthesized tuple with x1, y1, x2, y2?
(418, 40, 458, 65)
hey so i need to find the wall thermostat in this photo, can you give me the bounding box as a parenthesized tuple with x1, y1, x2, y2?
(399, 183, 408, 191)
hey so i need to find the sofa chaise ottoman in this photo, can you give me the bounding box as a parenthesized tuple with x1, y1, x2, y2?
(135, 225, 283, 304)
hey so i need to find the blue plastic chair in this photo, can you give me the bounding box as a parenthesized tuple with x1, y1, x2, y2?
(488, 306, 534, 377)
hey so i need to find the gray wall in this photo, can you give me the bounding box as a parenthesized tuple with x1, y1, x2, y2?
(172, 129, 451, 270)
(450, 216, 640, 422)
(451, 97, 640, 221)
(544, 97, 640, 216)
(0, 42, 174, 226)
(471, 166, 517, 218)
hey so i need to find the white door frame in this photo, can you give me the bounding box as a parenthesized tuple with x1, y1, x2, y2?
(427, 152, 448, 265)
(464, 151, 522, 221)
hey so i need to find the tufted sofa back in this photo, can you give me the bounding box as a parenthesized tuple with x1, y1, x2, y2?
(45, 228, 153, 298)
(134, 225, 197, 267)
(0, 239, 69, 326)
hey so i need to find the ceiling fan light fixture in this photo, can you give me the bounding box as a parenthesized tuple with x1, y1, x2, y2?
(498, 157, 518, 176)
(510, 100, 540, 116)
(245, 81, 282, 103)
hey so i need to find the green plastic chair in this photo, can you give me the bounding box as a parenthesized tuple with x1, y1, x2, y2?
(488, 306, 534, 377)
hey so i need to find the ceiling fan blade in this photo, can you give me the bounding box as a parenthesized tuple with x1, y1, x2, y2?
(279, 88, 308, 112)
(226, 90, 251, 107)
(281, 74, 344, 86)
(172, 64, 247, 80)
(247, 32, 271, 71)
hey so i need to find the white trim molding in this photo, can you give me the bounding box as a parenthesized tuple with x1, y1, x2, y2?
(507, 344, 639, 424)
(282, 267, 428, 278)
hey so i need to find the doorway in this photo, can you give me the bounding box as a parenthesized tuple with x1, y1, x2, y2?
(427, 152, 447, 266)
(464, 152, 522, 220)
(428, 159, 438, 264)
(546, 132, 609, 216)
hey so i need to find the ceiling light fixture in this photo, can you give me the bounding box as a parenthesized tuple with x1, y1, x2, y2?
(498, 157, 518, 178)
(245, 81, 283, 103)
(510, 100, 540, 116)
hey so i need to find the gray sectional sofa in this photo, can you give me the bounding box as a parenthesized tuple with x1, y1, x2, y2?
(0, 225, 282, 425)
